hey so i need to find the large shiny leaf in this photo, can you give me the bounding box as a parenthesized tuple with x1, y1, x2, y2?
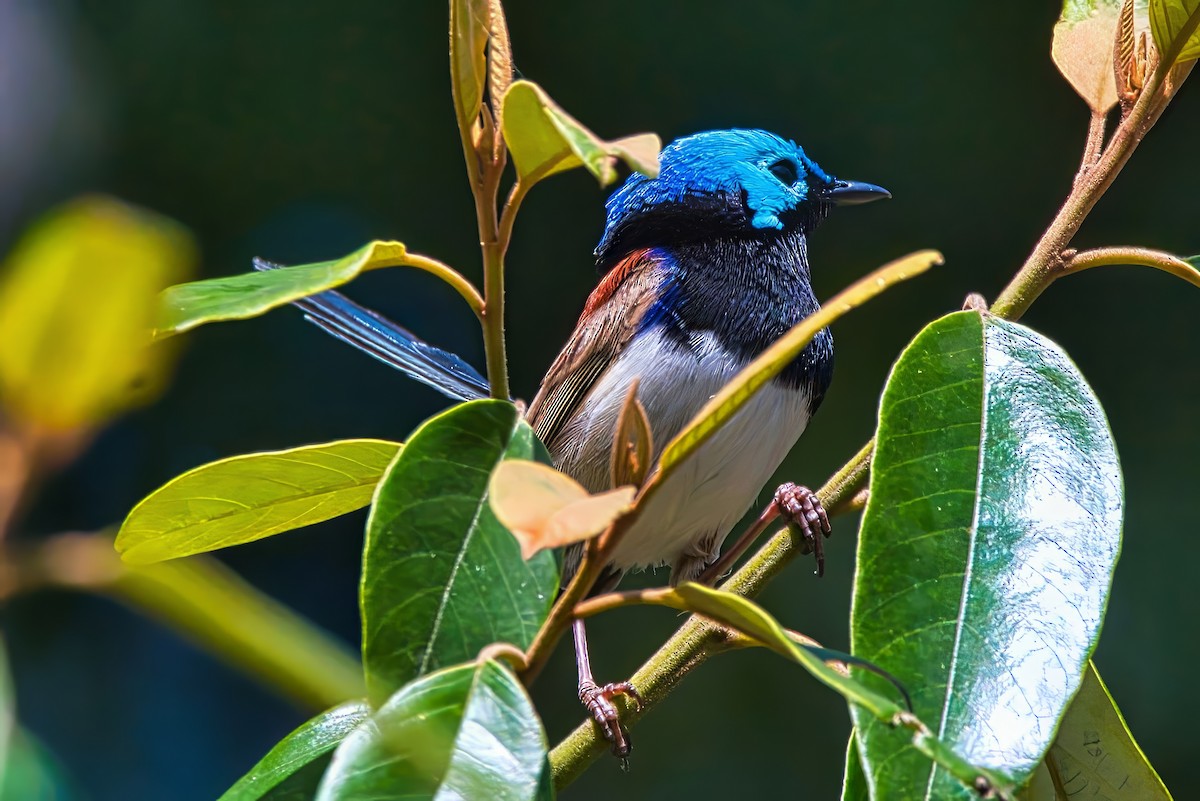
(500, 80, 659, 187)
(0, 195, 194, 429)
(360, 400, 558, 706)
(1149, 0, 1200, 63)
(116, 439, 400, 564)
(1052, 0, 1122, 112)
(852, 311, 1123, 798)
(1023, 662, 1170, 800)
(317, 661, 551, 801)
(218, 701, 369, 801)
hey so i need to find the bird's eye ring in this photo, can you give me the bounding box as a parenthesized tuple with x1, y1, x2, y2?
(768, 159, 800, 186)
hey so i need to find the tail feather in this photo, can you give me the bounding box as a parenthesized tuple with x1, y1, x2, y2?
(253, 258, 491, 402)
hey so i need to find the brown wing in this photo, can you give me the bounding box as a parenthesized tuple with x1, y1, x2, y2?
(527, 248, 665, 449)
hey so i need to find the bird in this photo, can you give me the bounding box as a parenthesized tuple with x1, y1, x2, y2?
(256, 127, 889, 758)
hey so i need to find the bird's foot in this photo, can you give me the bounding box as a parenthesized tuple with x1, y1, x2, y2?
(774, 482, 832, 577)
(579, 679, 643, 761)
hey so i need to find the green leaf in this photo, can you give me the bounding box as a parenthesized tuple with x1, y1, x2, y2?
(658, 250, 941, 474)
(1052, 0, 1122, 112)
(500, 80, 660, 187)
(852, 311, 1123, 799)
(842, 732, 870, 801)
(116, 439, 401, 564)
(1023, 662, 1170, 800)
(0, 195, 195, 429)
(1150, 0, 1200, 63)
(317, 661, 552, 801)
(361, 400, 558, 706)
(218, 701, 369, 801)
(450, 0, 490, 143)
(156, 242, 481, 338)
(0, 729, 75, 801)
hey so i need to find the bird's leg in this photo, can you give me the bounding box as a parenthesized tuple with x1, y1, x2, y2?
(574, 617, 643, 762)
(697, 482, 832, 584)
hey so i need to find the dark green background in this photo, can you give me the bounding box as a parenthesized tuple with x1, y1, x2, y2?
(4, 1, 1196, 798)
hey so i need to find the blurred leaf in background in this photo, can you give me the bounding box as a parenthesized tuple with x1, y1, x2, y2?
(0, 195, 195, 431)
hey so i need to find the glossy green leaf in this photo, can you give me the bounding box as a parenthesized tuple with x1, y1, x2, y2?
(1149, 0, 1200, 63)
(0, 195, 194, 429)
(1023, 662, 1170, 800)
(316, 660, 551, 801)
(361, 400, 558, 706)
(500, 80, 659, 187)
(218, 701, 369, 801)
(156, 241, 481, 337)
(659, 250, 940, 474)
(852, 311, 1123, 799)
(842, 732, 870, 801)
(116, 439, 401, 564)
(1053, 0, 1122, 112)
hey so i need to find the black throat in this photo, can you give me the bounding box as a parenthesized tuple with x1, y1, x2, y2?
(642, 227, 835, 405)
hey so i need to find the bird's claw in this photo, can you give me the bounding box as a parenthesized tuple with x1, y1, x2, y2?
(579, 679, 643, 759)
(774, 482, 831, 577)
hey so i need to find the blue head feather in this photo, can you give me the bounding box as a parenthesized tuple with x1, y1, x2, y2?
(595, 129, 836, 267)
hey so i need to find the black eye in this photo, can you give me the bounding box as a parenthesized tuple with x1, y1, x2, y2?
(768, 159, 800, 185)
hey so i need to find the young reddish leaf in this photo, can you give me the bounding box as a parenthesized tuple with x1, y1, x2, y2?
(489, 460, 634, 559)
(610, 378, 653, 489)
(1052, 0, 1123, 112)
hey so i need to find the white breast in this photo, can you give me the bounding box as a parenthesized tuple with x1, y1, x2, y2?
(551, 328, 813, 575)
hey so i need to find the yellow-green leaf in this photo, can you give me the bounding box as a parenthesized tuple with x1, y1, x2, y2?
(489, 460, 635, 559)
(116, 439, 401, 564)
(450, 0, 491, 140)
(659, 250, 941, 473)
(1053, 0, 1123, 112)
(1150, 0, 1200, 63)
(0, 195, 195, 430)
(1023, 662, 1170, 800)
(501, 80, 660, 186)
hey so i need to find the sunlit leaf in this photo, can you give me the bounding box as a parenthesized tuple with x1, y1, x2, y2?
(116, 439, 401, 564)
(489, 460, 634, 559)
(659, 250, 940, 474)
(487, 0, 514, 130)
(501, 80, 659, 187)
(1053, 0, 1122, 112)
(1149, 0, 1200, 63)
(218, 702, 369, 801)
(361, 400, 558, 706)
(1023, 662, 1170, 800)
(450, 0, 490, 145)
(0, 195, 195, 429)
(317, 661, 552, 801)
(852, 311, 1123, 799)
(610, 379, 652, 488)
(157, 243, 481, 338)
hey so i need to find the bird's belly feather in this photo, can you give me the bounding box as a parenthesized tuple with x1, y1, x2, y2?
(550, 328, 812, 573)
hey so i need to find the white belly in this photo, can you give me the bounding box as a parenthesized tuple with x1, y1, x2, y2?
(550, 329, 813, 574)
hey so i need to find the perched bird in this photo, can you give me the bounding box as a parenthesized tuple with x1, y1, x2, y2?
(259, 128, 889, 757)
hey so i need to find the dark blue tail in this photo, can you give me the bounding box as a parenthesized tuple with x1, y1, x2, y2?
(253, 258, 491, 402)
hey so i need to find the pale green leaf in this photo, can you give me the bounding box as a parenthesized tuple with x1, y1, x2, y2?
(1149, 0, 1200, 63)
(116, 439, 401, 564)
(450, 0, 491, 140)
(0, 195, 195, 429)
(501, 80, 659, 187)
(658, 250, 941, 474)
(1023, 662, 1170, 800)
